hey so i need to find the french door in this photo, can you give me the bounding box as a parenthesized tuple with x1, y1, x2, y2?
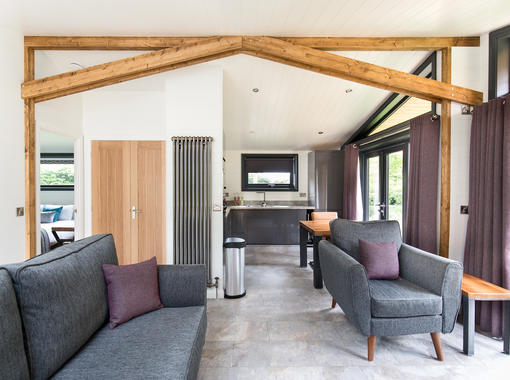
(361, 144, 408, 231)
(91, 141, 166, 265)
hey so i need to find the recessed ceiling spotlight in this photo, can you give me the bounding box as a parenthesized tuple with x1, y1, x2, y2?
(345, 88, 353, 93)
(318, 131, 324, 135)
(252, 88, 259, 93)
(249, 130, 255, 134)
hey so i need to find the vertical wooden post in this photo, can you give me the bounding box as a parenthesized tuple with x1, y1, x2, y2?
(24, 47, 36, 259)
(439, 47, 452, 258)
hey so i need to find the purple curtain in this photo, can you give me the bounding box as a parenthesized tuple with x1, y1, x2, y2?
(464, 94, 510, 338)
(405, 113, 440, 253)
(343, 144, 359, 220)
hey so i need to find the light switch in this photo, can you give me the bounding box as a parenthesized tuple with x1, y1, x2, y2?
(16, 207, 24, 217)
(460, 205, 469, 215)
(213, 204, 222, 212)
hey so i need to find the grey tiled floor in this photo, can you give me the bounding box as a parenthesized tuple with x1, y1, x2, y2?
(198, 245, 509, 379)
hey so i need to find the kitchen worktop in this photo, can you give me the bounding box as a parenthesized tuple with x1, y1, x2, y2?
(225, 202, 314, 216)
(225, 204, 314, 215)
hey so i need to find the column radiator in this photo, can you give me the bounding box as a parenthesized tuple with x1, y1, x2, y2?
(172, 136, 213, 283)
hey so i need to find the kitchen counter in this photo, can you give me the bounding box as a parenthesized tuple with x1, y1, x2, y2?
(224, 203, 314, 245)
(225, 204, 314, 216)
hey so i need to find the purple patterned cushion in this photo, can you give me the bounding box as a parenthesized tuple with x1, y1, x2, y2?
(102, 257, 163, 328)
(358, 238, 399, 280)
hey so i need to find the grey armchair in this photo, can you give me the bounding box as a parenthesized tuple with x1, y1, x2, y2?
(319, 219, 463, 361)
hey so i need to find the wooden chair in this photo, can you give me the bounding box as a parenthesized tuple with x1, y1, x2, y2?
(311, 211, 338, 221)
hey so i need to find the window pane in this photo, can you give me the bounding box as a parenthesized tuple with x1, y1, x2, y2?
(387, 151, 403, 228)
(368, 156, 380, 220)
(40, 164, 74, 186)
(248, 172, 290, 185)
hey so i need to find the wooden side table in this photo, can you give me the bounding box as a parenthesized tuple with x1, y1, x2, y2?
(461, 273, 510, 355)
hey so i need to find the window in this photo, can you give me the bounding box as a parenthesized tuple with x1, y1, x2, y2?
(40, 153, 74, 191)
(241, 154, 298, 191)
(489, 24, 510, 99)
(360, 142, 408, 232)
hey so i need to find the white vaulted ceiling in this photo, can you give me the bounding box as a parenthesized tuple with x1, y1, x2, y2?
(11, 0, 510, 37)
(19, 0, 510, 150)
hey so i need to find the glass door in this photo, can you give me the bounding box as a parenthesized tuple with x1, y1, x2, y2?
(362, 144, 408, 231)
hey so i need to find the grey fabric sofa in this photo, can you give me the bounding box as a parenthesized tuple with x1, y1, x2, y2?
(319, 219, 463, 361)
(0, 234, 206, 380)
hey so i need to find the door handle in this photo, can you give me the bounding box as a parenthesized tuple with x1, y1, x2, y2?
(131, 206, 142, 219)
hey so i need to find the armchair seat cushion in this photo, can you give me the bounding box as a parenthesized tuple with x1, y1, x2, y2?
(369, 278, 442, 318)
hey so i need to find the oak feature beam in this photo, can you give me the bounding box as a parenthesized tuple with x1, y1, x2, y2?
(25, 35, 480, 51)
(24, 47, 36, 259)
(241, 36, 482, 106)
(21, 36, 243, 101)
(278, 36, 480, 51)
(439, 47, 452, 258)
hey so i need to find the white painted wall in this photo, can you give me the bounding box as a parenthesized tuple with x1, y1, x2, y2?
(40, 192, 74, 205)
(82, 88, 167, 239)
(81, 67, 224, 298)
(0, 22, 26, 264)
(447, 34, 489, 263)
(165, 67, 224, 298)
(223, 150, 309, 202)
(36, 95, 83, 139)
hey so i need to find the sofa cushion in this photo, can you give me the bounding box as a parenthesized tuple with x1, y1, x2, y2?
(2, 234, 118, 380)
(41, 210, 56, 223)
(330, 219, 402, 262)
(59, 205, 75, 221)
(53, 306, 207, 380)
(103, 257, 163, 329)
(369, 278, 442, 318)
(42, 205, 63, 222)
(0, 269, 30, 380)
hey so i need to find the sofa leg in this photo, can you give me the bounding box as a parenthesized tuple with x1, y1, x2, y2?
(331, 298, 336, 308)
(430, 332, 444, 361)
(368, 336, 376, 361)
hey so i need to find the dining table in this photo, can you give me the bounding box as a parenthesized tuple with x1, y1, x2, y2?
(299, 219, 331, 289)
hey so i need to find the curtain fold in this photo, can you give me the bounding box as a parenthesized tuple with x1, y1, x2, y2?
(343, 144, 359, 220)
(464, 94, 510, 338)
(404, 113, 440, 253)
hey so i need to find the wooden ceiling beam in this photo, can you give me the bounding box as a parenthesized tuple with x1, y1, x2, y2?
(21, 36, 242, 100)
(32, 50, 238, 103)
(279, 36, 480, 51)
(25, 35, 480, 51)
(241, 36, 483, 105)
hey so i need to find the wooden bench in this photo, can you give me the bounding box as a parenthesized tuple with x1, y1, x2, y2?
(462, 273, 510, 355)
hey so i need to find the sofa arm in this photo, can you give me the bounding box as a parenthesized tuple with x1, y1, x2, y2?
(319, 240, 371, 336)
(399, 243, 463, 333)
(158, 265, 207, 308)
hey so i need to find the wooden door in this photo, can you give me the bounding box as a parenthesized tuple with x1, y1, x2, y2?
(131, 141, 166, 263)
(91, 140, 165, 265)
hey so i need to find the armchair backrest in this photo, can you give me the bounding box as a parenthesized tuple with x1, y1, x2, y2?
(330, 219, 402, 262)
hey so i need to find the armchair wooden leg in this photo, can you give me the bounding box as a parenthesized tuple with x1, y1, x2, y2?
(331, 298, 336, 308)
(430, 332, 444, 361)
(368, 336, 376, 361)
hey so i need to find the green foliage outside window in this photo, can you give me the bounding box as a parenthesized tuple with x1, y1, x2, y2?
(40, 164, 74, 186)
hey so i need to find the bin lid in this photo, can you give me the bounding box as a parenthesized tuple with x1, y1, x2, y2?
(224, 237, 246, 248)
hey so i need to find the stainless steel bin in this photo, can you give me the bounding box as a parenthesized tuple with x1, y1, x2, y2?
(223, 237, 246, 298)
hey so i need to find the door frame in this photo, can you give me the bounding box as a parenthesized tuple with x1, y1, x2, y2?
(360, 139, 409, 232)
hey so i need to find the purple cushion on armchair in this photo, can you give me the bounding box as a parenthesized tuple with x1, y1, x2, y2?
(102, 257, 163, 328)
(359, 238, 399, 280)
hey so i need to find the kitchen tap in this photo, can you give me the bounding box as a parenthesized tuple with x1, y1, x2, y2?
(257, 191, 267, 207)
